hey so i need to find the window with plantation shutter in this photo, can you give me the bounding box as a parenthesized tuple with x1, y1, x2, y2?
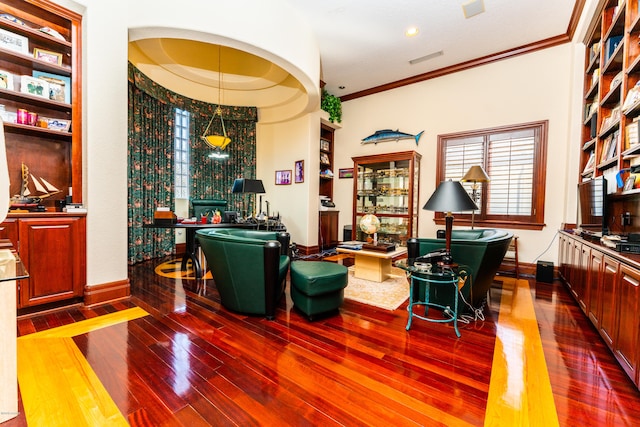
(436, 121, 547, 229)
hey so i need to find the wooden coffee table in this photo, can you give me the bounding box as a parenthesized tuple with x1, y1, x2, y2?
(336, 245, 407, 282)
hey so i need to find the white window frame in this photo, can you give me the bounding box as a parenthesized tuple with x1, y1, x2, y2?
(174, 108, 190, 200)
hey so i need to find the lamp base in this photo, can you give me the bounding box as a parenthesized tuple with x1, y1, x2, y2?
(436, 251, 457, 269)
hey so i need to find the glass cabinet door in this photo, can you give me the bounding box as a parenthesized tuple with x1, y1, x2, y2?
(352, 151, 421, 246)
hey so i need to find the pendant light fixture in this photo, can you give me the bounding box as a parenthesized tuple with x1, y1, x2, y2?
(201, 44, 231, 159)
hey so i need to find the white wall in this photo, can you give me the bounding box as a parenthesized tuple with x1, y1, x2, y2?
(257, 113, 319, 246)
(53, 0, 130, 287)
(333, 44, 581, 266)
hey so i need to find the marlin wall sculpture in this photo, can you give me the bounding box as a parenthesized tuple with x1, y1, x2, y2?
(361, 129, 424, 145)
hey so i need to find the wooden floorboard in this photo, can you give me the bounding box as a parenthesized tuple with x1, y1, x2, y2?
(4, 257, 640, 426)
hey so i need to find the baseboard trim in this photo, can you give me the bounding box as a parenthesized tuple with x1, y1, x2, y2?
(295, 244, 317, 256)
(83, 279, 130, 307)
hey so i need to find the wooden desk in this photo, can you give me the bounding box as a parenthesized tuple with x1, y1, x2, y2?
(336, 246, 407, 282)
(143, 222, 257, 278)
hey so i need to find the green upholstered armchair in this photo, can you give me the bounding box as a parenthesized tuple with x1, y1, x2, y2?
(407, 229, 512, 310)
(196, 228, 290, 319)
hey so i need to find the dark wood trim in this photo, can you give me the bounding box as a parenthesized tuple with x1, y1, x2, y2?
(295, 244, 317, 256)
(567, 0, 587, 41)
(83, 279, 131, 307)
(341, 34, 570, 102)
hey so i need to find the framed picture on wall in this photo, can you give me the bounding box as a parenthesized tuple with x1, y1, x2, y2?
(339, 168, 354, 179)
(275, 170, 292, 185)
(295, 160, 304, 183)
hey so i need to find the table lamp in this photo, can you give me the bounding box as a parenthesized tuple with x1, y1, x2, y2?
(423, 180, 478, 267)
(460, 165, 490, 229)
(231, 178, 265, 218)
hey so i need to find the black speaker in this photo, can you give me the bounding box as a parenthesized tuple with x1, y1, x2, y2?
(343, 225, 352, 242)
(536, 261, 554, 283)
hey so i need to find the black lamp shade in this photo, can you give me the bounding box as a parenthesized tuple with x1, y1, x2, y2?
(231, 178, 265, 194)
(423, 180, 478, 212)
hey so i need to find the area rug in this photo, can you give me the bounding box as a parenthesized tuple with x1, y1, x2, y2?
(344, 266, 410, 311)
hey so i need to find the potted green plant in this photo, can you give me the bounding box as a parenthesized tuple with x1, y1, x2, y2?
(321, 89, 342, 123)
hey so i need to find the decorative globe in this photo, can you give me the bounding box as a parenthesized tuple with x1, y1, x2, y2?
(359, 214, 380, 235)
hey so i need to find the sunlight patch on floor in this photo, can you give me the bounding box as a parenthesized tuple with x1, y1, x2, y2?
(484, 278, 559, 426)
(17, 307, 148, 426)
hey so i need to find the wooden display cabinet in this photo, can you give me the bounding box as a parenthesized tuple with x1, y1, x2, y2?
(351, 151, 421, 246)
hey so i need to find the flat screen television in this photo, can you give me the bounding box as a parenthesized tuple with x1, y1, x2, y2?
(577, 176, 608, 237)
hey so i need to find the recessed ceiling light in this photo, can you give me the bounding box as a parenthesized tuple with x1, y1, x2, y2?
(405, 27, 419, 37)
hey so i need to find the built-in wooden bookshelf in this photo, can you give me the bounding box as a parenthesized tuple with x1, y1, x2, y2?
(581, 1, 640, 183)
(0, 0, 82, 205)
(0, 0, 86, 311)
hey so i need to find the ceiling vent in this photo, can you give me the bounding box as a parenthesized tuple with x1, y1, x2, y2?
(409, 50, 444, 65)
(462, 0, 485, 19)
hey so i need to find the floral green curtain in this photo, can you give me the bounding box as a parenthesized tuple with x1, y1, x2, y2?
(191, 110, 257, 214)
(127, 63, 258, 263)
(127, 80, 175, 264)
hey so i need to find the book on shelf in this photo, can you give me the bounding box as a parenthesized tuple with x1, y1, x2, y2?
(605, 35, 623, 62)
(625, 119, 640, 149)
(583, 151, 595, 173)
(608, 131, 619, 159)
(600, 135, 612, 163)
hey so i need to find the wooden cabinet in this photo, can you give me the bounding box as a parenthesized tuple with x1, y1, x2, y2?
(2, 215, 85, 309)
(581, 1, 640, 180)
(600, 255, 620, 346)
(588, 248, 603, 326)
(319, 210, 339, 250)
(559, 231, 640, 390)
(351, 151, 421, 246)
(616, 264, 640, 383)
(0, 0, 82, 207)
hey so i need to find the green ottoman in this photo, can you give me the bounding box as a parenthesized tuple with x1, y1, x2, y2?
(290, 261, 348, 320)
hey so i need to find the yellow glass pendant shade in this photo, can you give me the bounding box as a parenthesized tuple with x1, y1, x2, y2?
(203, 134, 231, 150)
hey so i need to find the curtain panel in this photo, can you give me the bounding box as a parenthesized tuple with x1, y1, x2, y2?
(128, 82, 175, 263)
(127, 63, 258, 263)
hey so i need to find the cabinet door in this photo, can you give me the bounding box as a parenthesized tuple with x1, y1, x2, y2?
(319, 211, 339, 249)
(599, 256, 620, 348)
(558, 234, 568, 281)
(588, 249, 603, 327)
(568, 240, 582, 296)
(615, 265, 640, 386)
(0, 218, 19, 248)
(577, 244, 590, 313)
(18, 216, 86, 307)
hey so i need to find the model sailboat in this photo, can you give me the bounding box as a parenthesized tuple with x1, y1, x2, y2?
(11, 163, 61, 206)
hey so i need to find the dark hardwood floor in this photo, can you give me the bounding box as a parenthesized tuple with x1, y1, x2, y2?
(5, 257, 640, 426)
